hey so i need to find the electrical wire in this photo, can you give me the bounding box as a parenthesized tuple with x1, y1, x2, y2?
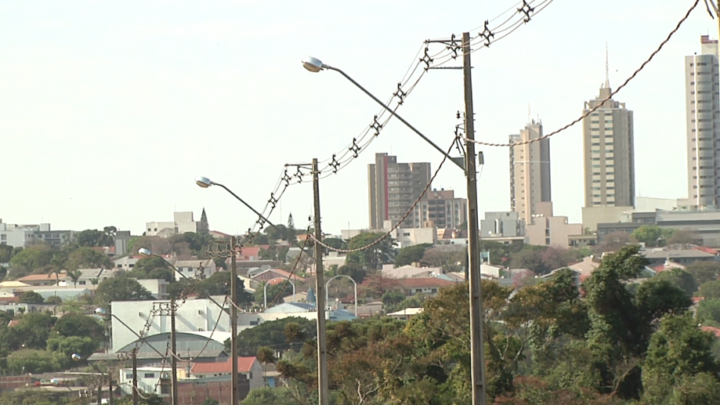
(466, 0, 701, 148)
(264, 227, 313, 309)
(168, 296, 230, 363)
(311, 136, 457, 253)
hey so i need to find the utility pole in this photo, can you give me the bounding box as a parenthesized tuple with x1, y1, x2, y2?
(312, 158, 330, 405)
(132, 348, 139, 405)
(108, 368, 114, 405)
(97, 375, 103, 405)
(230, 235, 239, 405)
(462, 31, 487, 405)
(170, 298, 179, 405)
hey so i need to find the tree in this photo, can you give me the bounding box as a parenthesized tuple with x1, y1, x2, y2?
(642, 314, 720, 403)
(193, 271, 253, 305)
(19, 291, 45, 304)
(46, 335, 98, 362)
(336, 262, 367, 283)
(47, 253, 67, 285)
(77, 229, 113, 247)
(6, 312, 56, 350)
(653, 268, 698, 297)
(256, 282, 294, 307)
(596, 231, 636, 253)
(697, 299, 720, 326)
(345, 232, 394, 270)
(128, 256, 173, 282)
(687, 261, 720, 285)
(95, 276, 155, 304)
(66, 247, 112, 270)
(54, 313, 104, 338)
(509, 245, 551, 274)
(394, 244, 432, 267)
(631, 225, 664, 247)
(0, 244, 13, 263)
(66, 269, 82, 288)
(227, 317, 315, 355)
(241, 387, 295, 405)
(9, 245, 54, 274)
(700, 279, 720, 300)
(44, 296, 62, 305)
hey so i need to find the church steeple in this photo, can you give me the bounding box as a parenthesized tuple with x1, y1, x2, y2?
(198, 208, 209, 235)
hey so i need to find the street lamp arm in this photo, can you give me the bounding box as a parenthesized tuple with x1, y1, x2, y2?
(213, 182, 277, 230)
(323, 64, 464, 172)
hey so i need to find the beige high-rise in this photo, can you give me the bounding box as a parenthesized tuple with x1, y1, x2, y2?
(685, 35, 720, 208)
(582, 84, 635, 208)
(509, 120, 552, 225)
(368, 153, 431, 229)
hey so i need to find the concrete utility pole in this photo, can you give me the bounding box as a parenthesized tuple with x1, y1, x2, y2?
(312, 158, 330, 405)
(132, 348, 139, 405)
(170, 298, 179, 405)
(462, 31, 487, 405)
(230, 235, 239, 405)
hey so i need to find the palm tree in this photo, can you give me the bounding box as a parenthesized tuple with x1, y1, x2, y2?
(48, 253, 66, 286)
(66, 269, 82, 288)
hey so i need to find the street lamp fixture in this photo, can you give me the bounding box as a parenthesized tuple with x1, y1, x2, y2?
(300, 56, 464, 171)
(194, 176, 277, 229)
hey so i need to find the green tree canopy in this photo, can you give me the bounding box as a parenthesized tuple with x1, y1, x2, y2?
(53, 313, 104, 338)
(18, 291, 45, 304)
(653, 268, 698, 297)
(228, 317, 315, 356)
(700, 279, 720, 300)
(9, 245, 54, 274)
(66, 247, 112, 270)
(631, 225, 664, 247)
(345, 232, 394, 270)
(394, 243, 432, 267)
(6, 313, 56, 350)
(127, 256, 173, 282)
(76, 229, 113, 247)
(687, 261, 720, 286)
(0, 245, 13, 263)
(95, 276, 155, 304)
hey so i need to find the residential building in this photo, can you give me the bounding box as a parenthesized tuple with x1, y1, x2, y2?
(114, 255, 140, 271)
(381, 265, 443, 279)
(118, 366, 171, 398)
(481, 211, 525, 238)
(642, 248, 718, 266)
(583, 76, 635, 208)
(582, 206, 634, 232)
(145, 211, 200, 237)
(390, 226, 436, 248)
(258, 302, 357, 323)
(135, 279, 170, 300)
(17, 273, 64, 287)
(395, 277, 456, 296)
(172, 259, 217, 281)
(0, 220, 74, 248)
(368, 153, 431, 229)
(525, 202, 584, 247)
(509, 120, 552, 225)
(686, 35, 720, 208)
(190, 357, 263, 391)
(414, 189, 467, 229)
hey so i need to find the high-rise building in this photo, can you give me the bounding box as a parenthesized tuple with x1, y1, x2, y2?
(582, 81, 635, 208)
(414, 189, 467, 229)
(368, 153, 431, 229)
(509, 120, 552, 225)
(685, 35, 720, 208)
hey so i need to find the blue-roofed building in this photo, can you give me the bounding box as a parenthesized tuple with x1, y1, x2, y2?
(260, 302, 357, 322)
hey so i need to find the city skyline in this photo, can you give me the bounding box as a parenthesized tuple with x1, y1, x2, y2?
(0, 1, 712, 236)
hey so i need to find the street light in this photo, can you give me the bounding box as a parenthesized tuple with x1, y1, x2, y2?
(263, 278, 296, 309)
(194, 176, 277, 229)
(300, 56, 464, 171)
(325, 275, 357, 317)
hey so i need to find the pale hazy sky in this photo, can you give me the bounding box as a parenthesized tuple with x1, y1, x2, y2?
(0, 0, 715, 236)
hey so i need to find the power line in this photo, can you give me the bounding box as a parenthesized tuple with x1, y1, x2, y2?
(466, 0, 700, 147)
(264, 227, 313, 310)
(310, 137, 457, 253)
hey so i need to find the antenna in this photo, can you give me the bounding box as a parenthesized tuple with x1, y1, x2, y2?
(605, 42, 610, 89)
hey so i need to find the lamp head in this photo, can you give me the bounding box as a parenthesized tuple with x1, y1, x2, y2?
(71, 353, 82, 361)
(94, 307, 107, 316)
(195, 176, 213, 188)
(302, 56, 324, 73)
(138, 248, 152, 257)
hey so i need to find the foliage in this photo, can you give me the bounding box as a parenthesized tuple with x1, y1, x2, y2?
(227, 317, 315, 356)
(18, 291, 45, 304)
(642, 314, 720, 403)
(653, 268, 698, 297)
(76, 229, 114, 247)
(256, 282, 294, 307)
(66, 247, 112, 270)
(697, 299, 720, 326)
(0, 244, 13, 263)
(699, 279, 720, 300)
(336, 262, 367, 284)
(394, 243, 432, 267)
(686, 261, 720, 286)
(44, 296, 62, 305)
(420, 246, 466, 271)
(95, 276, 155, 304)
(4, 313, 56, 350)
(345, 232, 395, 270)
(46, 335, 98, 362)
(241, 387, 296, 405)
(596, 231, 636, 254)
(9, 245, 54, 274)
(53, 313, 104, 338)
(127, 256, 174, 282)
(264, 224, 298, 244)
(631, 225, 664, 247)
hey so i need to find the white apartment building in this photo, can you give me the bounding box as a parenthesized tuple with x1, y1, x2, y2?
(145, 212, 199, 237)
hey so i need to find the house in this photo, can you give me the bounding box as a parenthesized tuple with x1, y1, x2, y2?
(172, 259, 217, 281)
(236, 247, 261, 261)
(259, 302, 357, 322)
(396, 277, 456, 296)
(135, 279, 170, 300)
(114, 256, 141, 271)
(17, 273, 65, 287)
(190, 357, 263, 391)
(58, 268, 115, 287)
(251, 269, 305, 284)
(118, 366, 171, 398)
(387, 307, 423, 321)
(381, 265, 442, 279)
(14, 286, 91, 302)
(642, 248, 718, 266)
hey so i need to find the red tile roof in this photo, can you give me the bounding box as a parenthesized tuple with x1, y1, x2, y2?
(397, 277, 455, 289)
(692, 296, 705, 304)
(7, 320, 19, 328)
(191, 357, 256, 375)
(18, 274, 62, 282)
(694, 246, 719, 255)
(701, 326, 720, 339)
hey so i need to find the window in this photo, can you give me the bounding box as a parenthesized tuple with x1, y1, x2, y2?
(144, 373, 155, 378)
(126, 373, 133, 379)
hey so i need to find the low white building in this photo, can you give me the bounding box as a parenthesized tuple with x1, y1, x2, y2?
(172, 259, 217, 281)
(145, 211, 199, 237)
(118, 366, 171, 398)
(135, 279, 170, 300)
(114, 256, 141, 271)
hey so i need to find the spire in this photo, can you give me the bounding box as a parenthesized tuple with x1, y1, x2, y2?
(198, 208, 209, 235)
(605, 42, 610, 89)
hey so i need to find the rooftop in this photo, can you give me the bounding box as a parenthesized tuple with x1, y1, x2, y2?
(396, 277, 456, 289)
(191, 357, 256, 374)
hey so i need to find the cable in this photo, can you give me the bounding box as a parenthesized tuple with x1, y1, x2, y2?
(168, 296, 230, 363)
(311, 136, 457, 253)
(467, 0, 700, 147)
(264, 227, 313, 309)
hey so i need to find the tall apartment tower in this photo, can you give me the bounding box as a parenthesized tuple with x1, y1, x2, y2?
(368, 153, 431, 229)
(582, 80, 635, 208)
(509, 120, 552, 225)
(414, 189, 468, 229)
(685, 35, 720, 208)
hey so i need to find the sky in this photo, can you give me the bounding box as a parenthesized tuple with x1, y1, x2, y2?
(0, 0, 716, 237)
